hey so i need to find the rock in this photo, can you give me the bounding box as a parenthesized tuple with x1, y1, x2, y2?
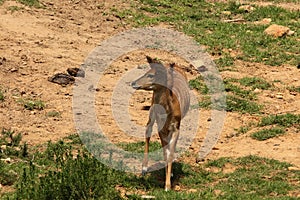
(174, 185, 181, 191)
(288, 166, 300, 171)
(214, 189, 223, 196)
(1, 157, 11, 163)
(276, 93, 284, 99)
(141, 195, 156, 199)
(264, 24, 293, 38)
(188, 188, 197, 193)
(254, 18, 272, 25)
(67, 67, 85, 77)
(48, 73, 75, 85)
(0, 57, 6, 65)
(239, 5, 255, 12)
(222, 11, 231, 15)
(254, 88, 261, 93)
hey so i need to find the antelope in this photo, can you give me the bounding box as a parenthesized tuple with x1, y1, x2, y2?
(131, 56, 190, 191)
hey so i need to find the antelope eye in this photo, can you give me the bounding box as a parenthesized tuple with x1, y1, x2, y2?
(147, 74, 154, 78)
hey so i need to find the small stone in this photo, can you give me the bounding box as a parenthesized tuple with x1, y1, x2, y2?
(1, 157, 11, 163)
(10, 68, 18, 72)
(254, 18, 272, 25)
(141, 195, 156, 199)
(264, 24, 291, 38)
(276, 94, 284, 99)
(0, 57, 6, 65)
(67, 67, 85, 77)
(214, 189, 223, 196)
(188, 188, 197, 193)
(288, 166, 300, 171)
(174, 185, 181, 191)
(261, 18, 272, 24)
(239, 5, 255, 12)
(48, 73, 75, 85)
(253, 88, 261, 93)
(222, 11, 231, 15)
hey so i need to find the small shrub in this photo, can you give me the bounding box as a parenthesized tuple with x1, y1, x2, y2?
(20, 99, 45, 110)
(1, 129, 22, 147)
(16, 149, 124, 200)
(0, 161, 18, 186)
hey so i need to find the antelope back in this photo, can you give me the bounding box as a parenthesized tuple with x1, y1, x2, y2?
(168, 63, 190, 118)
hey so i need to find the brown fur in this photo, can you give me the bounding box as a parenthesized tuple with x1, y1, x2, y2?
(131, 56, 190, 191)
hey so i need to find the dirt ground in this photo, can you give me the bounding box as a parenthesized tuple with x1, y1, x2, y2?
(0, 0, 299, 178)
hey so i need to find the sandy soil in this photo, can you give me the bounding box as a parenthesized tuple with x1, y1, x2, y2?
(0, 0, 299, 181)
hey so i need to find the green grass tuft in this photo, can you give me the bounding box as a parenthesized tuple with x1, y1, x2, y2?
(118, 141, 161, 153)
(114, 0, 300, 66)
(251, 127, 286, 141)
(17, 0, 41, 7)
(0, 90, 4, 101)
(18, 99, 45, 110)
(239, 77, 272, 90)
(259, 113, 300, 127)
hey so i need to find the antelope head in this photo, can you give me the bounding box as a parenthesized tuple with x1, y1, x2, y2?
(131, 56, 168, 91)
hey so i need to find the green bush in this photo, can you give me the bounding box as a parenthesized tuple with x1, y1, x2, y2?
(16, 142, 123, 200)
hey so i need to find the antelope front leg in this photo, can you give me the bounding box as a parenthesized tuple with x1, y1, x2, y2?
(165, 124, 180, 191)
(142, 112, 155, 175)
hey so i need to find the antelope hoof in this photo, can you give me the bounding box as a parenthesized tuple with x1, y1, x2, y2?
(164, 186, 171, 192)
(142, 166, 148, 176)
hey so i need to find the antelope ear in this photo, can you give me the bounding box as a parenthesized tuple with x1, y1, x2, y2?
(146, 56, 154, 64)
(170, 63, 175, 68)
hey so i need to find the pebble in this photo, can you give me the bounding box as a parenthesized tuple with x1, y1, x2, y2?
(239, 5, 255, 12)
(288, 166, 300, 171)
(264, 24, 293, 38)
(222, 11, 231, 15)
(276, 93, 284, 99)
(253, 88, 261, 93)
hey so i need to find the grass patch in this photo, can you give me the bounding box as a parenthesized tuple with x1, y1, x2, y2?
(8, 5, 23, 12)
(259, 113, 300, 127)
(288, 86, 300, 93)
(17, 0, 41, 7)
(189, 76, 209, 95)
(1, 136, 299, 199)
(251, 127, 286, 141)
(118, 141, 161, 153)
(46, 110, 61, 118)
(235, 113, 300, 140)
(18, 98, 45, 110)
(114, 0, 299, 66)
(191, 76, 266, 114)
(0, 129, 29, 189)
(239, 77, 272, 90)
(226, 95, 262, 114)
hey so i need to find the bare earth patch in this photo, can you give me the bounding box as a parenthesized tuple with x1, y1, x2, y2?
(0, 2, 299, 195)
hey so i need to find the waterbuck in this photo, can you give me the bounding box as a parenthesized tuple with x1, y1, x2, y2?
(131, 56, 190, 191)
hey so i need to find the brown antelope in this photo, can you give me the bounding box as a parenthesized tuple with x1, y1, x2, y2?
(131, 56, 190, 191)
